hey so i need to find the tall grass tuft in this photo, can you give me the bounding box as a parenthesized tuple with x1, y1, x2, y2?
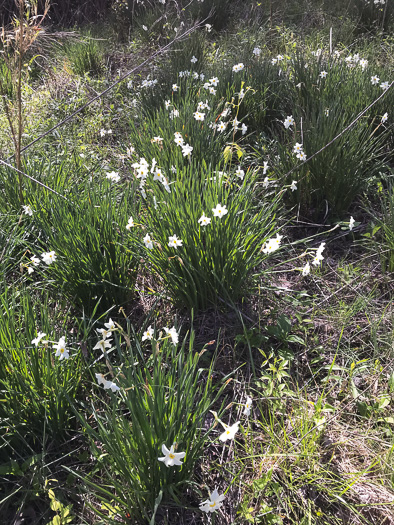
(71, 326, 228, 523)
(0, 288, 83, 449)
(63, 36, 105, 78)
(276, 100, 390, 219)
(29, 178, 140, 313)
(141, 162, 282, 310)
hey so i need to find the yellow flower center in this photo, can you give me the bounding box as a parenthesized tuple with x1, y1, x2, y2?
(169, 453, 175, 459)
(209, 502, 216, 508)
(60, 348, 64, 353)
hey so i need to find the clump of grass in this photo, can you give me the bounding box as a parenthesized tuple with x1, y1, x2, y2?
(63, 36, 105, 78)
(275, 100, 389, 219)
(71, 326, 228, 523)
(141, 162, 282, 310)
(0, 288, 83, 449)
(28, 177, 140, 314)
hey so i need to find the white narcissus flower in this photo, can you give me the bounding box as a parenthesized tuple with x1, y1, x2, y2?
(290, 181, 297, 192)
(27, 266, 34, 274)
(243, 396, 252, 416)
(174, 135, 184, 146)
(193, 111, 205, 121)
(42, 251, 57, 265)
(22, 205, 33, 216)
(302, 262, 310, 276)
(235, 167, 245, 180)
(219, 421, 240, 442)
(142, 325, 154, 341)
(96, 328, 112, 340)
(93, 338, 113, 352)
(172, 84, 179, 92)
(126, 217, 134, 230)
(263, 176, 270, 188)
(106, 171, 120, 182)
(253, 47, 261, 56)
(181, 144, 193, 156)
(380, 81, 389, 91)
(217, 121, 227, 132)
(158, 444, 185, 467)
(297, 151, 307, 161)
(95, 373, 120, 392)
(191, 55, 198, 63)
(312, 242, 326, 266)
(164, 326, 179, 345)
(198, 214, 211, 226)
(381, 112, 388, 123)
(371, 75, 380, 85)
(104, 318, 116, 331)
(168, 234, 183, 249)
(312, 253, 324, 266)
(31, 331, 47, 346)
(241, 123, 247, 135)
(212, 203, 228, 218)
(359, 58, 368, 70)
(273, 234, 283, 246)
(30, 255, 40, 266)
(54, 336, 69, 360)
(293, 143, 303, 153)
(153, 167, 165, 182)
(263, 161, 269, 175)
(199, 489, 225, 513)
(319, 70, 328, 78)
(349, 216, 355, 231)
(232, 117, 240, 129)
(144, 234, 153, 249)
(283, 115, 295, 129)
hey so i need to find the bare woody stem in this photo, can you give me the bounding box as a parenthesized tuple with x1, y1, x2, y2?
(16, 0, 24, 203)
